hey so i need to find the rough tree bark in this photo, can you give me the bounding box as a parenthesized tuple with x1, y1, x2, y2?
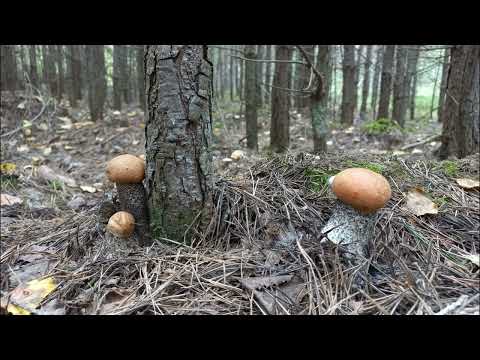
(392, 45, 408, 127)
(28, 45, 39, 88)
(85, 45, 106, 121)
(144, 45, 214, 243)
(370, 45, 383, 120)
(437, 45, 480, 159)
(437, 48, 450, 122)
(245, 45, 258, 150)
(270, 45, 292, 153)
(377, 45, 396, 120)
(341, 45, 356, 125)
(360, 45, 372, 120)
(311, 45, 330, 153)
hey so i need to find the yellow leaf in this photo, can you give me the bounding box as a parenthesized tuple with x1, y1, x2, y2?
(7, 277, 57, 314)
(456, 178, 480, 189)
(6, 303, 31, 315)
(404, 188, 438, 216)
(0, 162, 17, 175)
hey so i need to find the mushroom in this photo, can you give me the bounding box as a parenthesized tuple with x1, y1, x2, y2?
(106, 211, 135, 238)
(106, 154, 151, 246)
(321, 168, 391, 261)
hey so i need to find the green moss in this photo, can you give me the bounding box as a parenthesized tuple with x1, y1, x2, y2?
(361, 118, 403, 135)
(345, 161, 385, 174)
(435, 196, 450, 208)
(440, 160, 459, 177)
(305, 167, 337, 192)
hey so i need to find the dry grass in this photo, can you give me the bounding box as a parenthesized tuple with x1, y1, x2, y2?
(1, 152, 479, 315)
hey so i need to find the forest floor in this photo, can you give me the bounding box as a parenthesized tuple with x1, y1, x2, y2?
(1, 92, 479, 315)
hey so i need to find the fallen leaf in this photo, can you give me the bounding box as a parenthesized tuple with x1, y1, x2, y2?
(462, 254, 479, 267)
(0, 193, 22, 206)
(3, 277, 57, 315)
(42, 147, 52, 156)
(17, 101, 26, 110)
(17, 145, 30, 153)
(405, 188, 438, 216)
(240, 275, 292, 291)
(37, 165, 77, 188)
(80, 185, 97, 193)
(38, 123, 49, 131)
(456, 178, 480, 189)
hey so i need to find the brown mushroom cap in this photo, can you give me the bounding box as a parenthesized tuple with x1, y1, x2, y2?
(106, 211, 135, 238)
(106, 154, 145, 183)
(331, 168, 391, 214)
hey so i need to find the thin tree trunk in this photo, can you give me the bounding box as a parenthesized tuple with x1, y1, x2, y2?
(256, 45, 264, 108)
(437, 48, 450, 122)
(437, 45, 480, 159)
(410, 72, 418, 120)
(406, 46, 420, 121)
(0, 45, 18, 92)
(18, 45, 27, 88)
(370, 45, 383, 120)
(341, 45, 356, 125)
(311, 45, 331, 153)
(264, 45, 272, 105)
(68, 45, 82, 106)
(430, 60, 441, 120)
(144, 45, 214, 243)
(245, 45, 258, 150)
(298, 45, 315, 112)
(46, 45, 58, 97)
(136, 45, 146, 112)
(270, 45, 292, 153)
(113, 45, 124, 110)
(377, 45, 396, 120)
(392, 45, 408, 126)
(85, 45, 106, 121)
(332, 46, 337, 122)
(360, 45, 372, 120)
(353, 45, 364, 117)
(28, 45, 39, 88)
(229, 46, 234, 101)
(55, 45, 65, 101)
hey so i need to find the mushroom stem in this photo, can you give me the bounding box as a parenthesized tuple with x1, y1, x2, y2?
(321, 200, 376, 261)
(116, 183, 151, 246)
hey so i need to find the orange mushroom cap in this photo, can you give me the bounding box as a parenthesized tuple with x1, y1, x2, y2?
(106, 211, 135, 238)
(106, 154, 145, 184)
(331, 168, 391, 214)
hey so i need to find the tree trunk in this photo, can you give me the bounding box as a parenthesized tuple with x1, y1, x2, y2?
(18, 45, 27, 88)
(238, 45, 244, 102)
(85, 45, 107, 121)
(406, 46, 420, 121)
(0, 45, 18, 92)
(264, 45, 272, 105)
(113, 45, 125, 110)
(45, 45, 58, 97)
(68, 45, 82, 106)
(360, 45, 372, 120)
(311, 45, 330, 153)
(392, 45, 408, 127)
(229, 46, 234, 101)
(430, 60, 441, 120)
(270, 45, 292, 153)
(370, 45, 383, 120)
(256, 45, 264, 108)
(297, 45, 314, 112)
(353, 45, 364, 116)
(144, 45, 214, 243)
(341, 45, 356, 125)
(377, 45, 396, 120)
(28, 45, 39, 88)
(55, 45, 65, 101)
(437, 45, 480, 159)
(437, 48, 450, 122)
(136, 45, 146, 112)
(332, 46, 338, 122)
(245, 45, 258, 150)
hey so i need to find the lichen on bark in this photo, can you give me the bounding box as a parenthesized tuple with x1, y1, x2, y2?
(144, 45, 214, 243)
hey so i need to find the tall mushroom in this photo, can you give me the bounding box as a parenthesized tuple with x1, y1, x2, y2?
(106, 154, 151, 246)
(321, 168, 391, 261)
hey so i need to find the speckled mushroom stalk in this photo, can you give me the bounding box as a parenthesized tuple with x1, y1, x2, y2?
(106, 154, 152, 246)
(321, 168, 391, 262)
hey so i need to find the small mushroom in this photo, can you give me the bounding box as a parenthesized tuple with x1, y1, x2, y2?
(106, 154, 151, 246)
(106, 211, 135, 238)
(321, 168, 391, 261)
